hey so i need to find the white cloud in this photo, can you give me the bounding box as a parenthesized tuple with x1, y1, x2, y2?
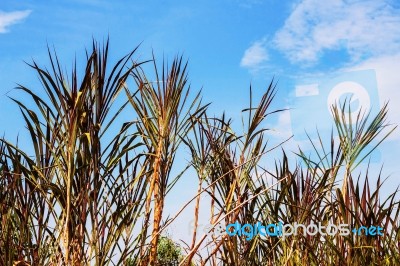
(240, 39, 268, 69)
(295, 84, 319, 97)
(273, 0, 400, 64)
(0, 10, 31, 33)
(268, 109, 292, 139)
(241, 0, 400, 68)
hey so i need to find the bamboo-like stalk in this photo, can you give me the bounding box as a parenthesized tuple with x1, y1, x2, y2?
(127, 55, 207, 265)
(1, 39, 399, 265)
(148, 142, 163, 265)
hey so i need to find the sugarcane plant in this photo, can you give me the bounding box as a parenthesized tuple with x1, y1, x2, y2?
(1, 39, 399, 266)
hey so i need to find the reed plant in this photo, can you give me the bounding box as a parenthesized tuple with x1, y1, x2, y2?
(0, 39, 399, 266)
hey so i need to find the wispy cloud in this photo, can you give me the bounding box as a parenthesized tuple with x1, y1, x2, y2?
(272, 0, 400, 64)
(242, 0, 400, 67)
(0, 10, 31, 33)
(267, 109, 293, 139)
(240, 38, 268, 69)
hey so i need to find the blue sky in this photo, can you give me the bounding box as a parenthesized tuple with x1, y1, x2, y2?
(1, 0, 400, 242)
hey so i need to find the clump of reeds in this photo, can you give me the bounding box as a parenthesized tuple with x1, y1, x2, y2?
(0, 40, 398, 266)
